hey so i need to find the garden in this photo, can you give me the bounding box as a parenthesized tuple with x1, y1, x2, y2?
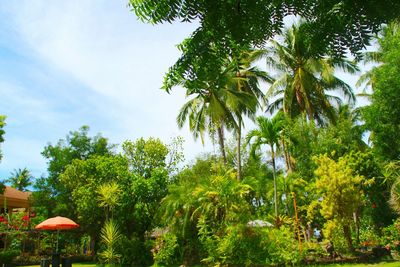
(1, 1, 400, 266)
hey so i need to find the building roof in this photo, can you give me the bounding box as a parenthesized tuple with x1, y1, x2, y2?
(0, 186, 32, 209)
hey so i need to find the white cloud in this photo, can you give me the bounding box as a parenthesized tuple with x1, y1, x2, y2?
(0, 0, 214, 176)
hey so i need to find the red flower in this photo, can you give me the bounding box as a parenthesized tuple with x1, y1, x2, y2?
(22, 215, 30, 221)
(30, 212, 36, 218)
(372, 203, 377, 209)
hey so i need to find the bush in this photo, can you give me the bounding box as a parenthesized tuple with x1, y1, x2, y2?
(118, 235, 153, 267)
(199, 223, 304, 266)
(0, 249, 19, 264)
(152, 233, 179, 266)
(380, 220, 400, 251)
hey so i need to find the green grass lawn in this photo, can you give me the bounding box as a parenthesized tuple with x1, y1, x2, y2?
(312, 261, 400, 267)
(25, 264, 96, 267)
(23, 262, 400, 267)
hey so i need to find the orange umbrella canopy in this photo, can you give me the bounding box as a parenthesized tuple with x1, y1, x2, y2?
(35, 216, 79, 230)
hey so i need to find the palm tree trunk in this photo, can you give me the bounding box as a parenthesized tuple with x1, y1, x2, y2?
(271, 147, 278, 217)
(281, 137, 292, 173)
(237, 120, 242, 181)
(217, 126, 227, 165)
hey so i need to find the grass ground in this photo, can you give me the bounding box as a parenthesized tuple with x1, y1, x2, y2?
(25, 264, 96, 267)
(23, 261, 400, 267)
(312, 261, 400, 267)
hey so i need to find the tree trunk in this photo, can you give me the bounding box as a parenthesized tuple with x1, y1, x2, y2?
(343, 224, 354, 253)
(217, 126, 227, 165)
(271, 147, 278, 217)
(237, 120, 242, 181)
(281, 137, 292, 173)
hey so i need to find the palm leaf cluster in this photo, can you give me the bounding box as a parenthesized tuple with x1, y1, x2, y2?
(266, 24, 358, 125)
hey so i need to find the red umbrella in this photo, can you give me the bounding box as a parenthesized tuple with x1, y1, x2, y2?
(35, 216, 79, 251)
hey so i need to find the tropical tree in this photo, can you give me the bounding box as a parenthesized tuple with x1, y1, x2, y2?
(225, 48, 272, 180)
(362, 22, 400, 161)
(266, 22, 358, 124)
(175, 47, 270, 179)
(176, 83, 236, 165)
(312, 154, 365, 252)
(130, 0, 398, 80)
(6, 168, 33, 191)
(35, 126, 115, 218)
(246, 113, 284, 217)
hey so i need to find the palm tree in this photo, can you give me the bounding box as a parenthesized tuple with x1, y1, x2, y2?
(177, 84, 237, 165)
(7, 168, 32, 191)
(246, 113, 284, 217)
(266, 22, 358, 124)
(224, 49, 272, 180)
(177, 48, 271, 175)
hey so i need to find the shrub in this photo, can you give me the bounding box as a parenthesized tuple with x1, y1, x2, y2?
(199, 223, 304, 266)
(0, 249, 19, 264)
(118, 235, 153, 267)
(152, 233, 179, 266)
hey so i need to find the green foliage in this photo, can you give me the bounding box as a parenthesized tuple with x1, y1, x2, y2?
(97, 182, 122, 219)
(0, 115, 5, 162)
(35, 126, 115, 218)
(6, 168, 33, 191)
(380, 220, 400, 251)
(99, 220, 122, 264)
(247, 113, 285, 216)
(0, 249, 19, 264)
(118, 235, 153, 267)
(152, 233, 179, 266)
(122, 137, 169, 178)
(60, 155, 129, 239)
(266, 23, 357, 124)
(198, 222, 303, 266)
(363, 22, 400, 161)
(129, 0, 398, 59)
(312, 154, 365, 251)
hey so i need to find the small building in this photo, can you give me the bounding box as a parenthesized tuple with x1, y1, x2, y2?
(0, 186, 32, 212)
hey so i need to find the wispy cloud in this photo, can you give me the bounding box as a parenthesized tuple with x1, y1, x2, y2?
(0, 0, 213, 177)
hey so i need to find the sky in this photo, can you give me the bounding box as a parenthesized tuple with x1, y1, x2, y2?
(0, 0, 214, 179)
(0, 1, 371, 181)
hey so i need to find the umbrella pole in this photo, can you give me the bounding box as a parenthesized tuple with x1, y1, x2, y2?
(56, 229, 59, 252)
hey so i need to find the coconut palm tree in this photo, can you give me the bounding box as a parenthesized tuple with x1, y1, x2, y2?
(177, 84, 237, 165)
(246, 113, 285, 217)
(266, 22, 358, 125)
(7, 168, 32, 191)
(177, 48, 271, 175)
(224, 49, 272, 180)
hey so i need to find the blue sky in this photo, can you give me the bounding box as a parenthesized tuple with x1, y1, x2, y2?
(0, 1, 371, 181)
(0, 0, 213, 179)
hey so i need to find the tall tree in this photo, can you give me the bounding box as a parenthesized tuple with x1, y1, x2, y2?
(6, 168, 33, 191)
(176, 85, 236, 165)
(225, 49, 272, 180)
(34, 126, 115, 218)
(266, 23, 358, 124)
(246, 113, 284, 217)
(173, 47, 270, 178)
(362, 22, 400, 161)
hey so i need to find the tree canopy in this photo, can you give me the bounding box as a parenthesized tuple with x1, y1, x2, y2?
(129, 0, 399, 58)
